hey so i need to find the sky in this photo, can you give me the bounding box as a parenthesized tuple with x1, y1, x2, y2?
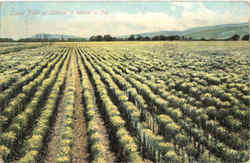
(0, 1, 248, 39)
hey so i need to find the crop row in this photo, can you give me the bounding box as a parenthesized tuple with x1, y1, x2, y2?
(76, 51, 115, 162)
(0, 49, 65, 112)
(80, 48, 187, 162)
(78, 50, 143, 162)
(18, 50, 70, 163)
(82, 46, 248, 162)
(0, 51, 54, 93)
(55, 51, 75, 163)
(0, 50, 69, 133)
(0, 50, 68, 161)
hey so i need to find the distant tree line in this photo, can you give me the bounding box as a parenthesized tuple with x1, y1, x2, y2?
(89, 34, 250, 41)
(241, 34, 249, 40)
(0, 34, 249, 42)
(0, 38, 16, 42)
(89, 34, 185, 41)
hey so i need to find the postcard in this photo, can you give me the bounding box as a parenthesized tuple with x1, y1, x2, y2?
(0, 1, 249, 163)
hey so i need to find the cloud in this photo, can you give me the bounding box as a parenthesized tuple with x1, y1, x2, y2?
(62, 12, 192, 36)
(68, 9, 247, 37)
(170, 2, 194, 11)
(1, 2, 248, 39)
(177, 2, 247, 27)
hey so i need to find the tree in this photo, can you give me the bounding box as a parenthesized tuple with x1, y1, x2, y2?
(128, 35, 135, 41)
(152, 36, 160, 41)
(166, 35, 180, 41)
(228, 34, 240, 41)
(143, 36, 151, 41)
(96, 35, 103, 41)
(136, 35, 143, 41)
(232, 34, 240, 41)
(159, 35, 166, 41)
(89, 35, 103, 41)
(103, 34, 113, 41)
(0, 38, 15, 42)
(242, 34, 249, 41)
(89, 36, 97, 41)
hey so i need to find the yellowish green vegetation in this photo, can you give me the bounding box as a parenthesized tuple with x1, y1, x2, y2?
(0, 41, 249, 163)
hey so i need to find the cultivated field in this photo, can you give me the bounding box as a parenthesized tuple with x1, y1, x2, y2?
(0, 41, 249, 163)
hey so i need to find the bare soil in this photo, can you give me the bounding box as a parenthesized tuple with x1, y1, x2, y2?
(72, 50, 90, 163)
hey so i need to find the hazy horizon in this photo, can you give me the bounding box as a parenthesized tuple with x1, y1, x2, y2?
(0, 1, 248, 39)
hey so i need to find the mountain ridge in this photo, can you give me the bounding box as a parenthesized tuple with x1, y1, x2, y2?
(122, 22, 249, 39)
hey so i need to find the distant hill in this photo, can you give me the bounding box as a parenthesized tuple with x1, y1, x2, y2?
(183, 23, 249, 39)
(31, 33, 86, 40)
(30, 23, 249, 41)
(124, 22, 249, 39)
(129, 31, 182, 38)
